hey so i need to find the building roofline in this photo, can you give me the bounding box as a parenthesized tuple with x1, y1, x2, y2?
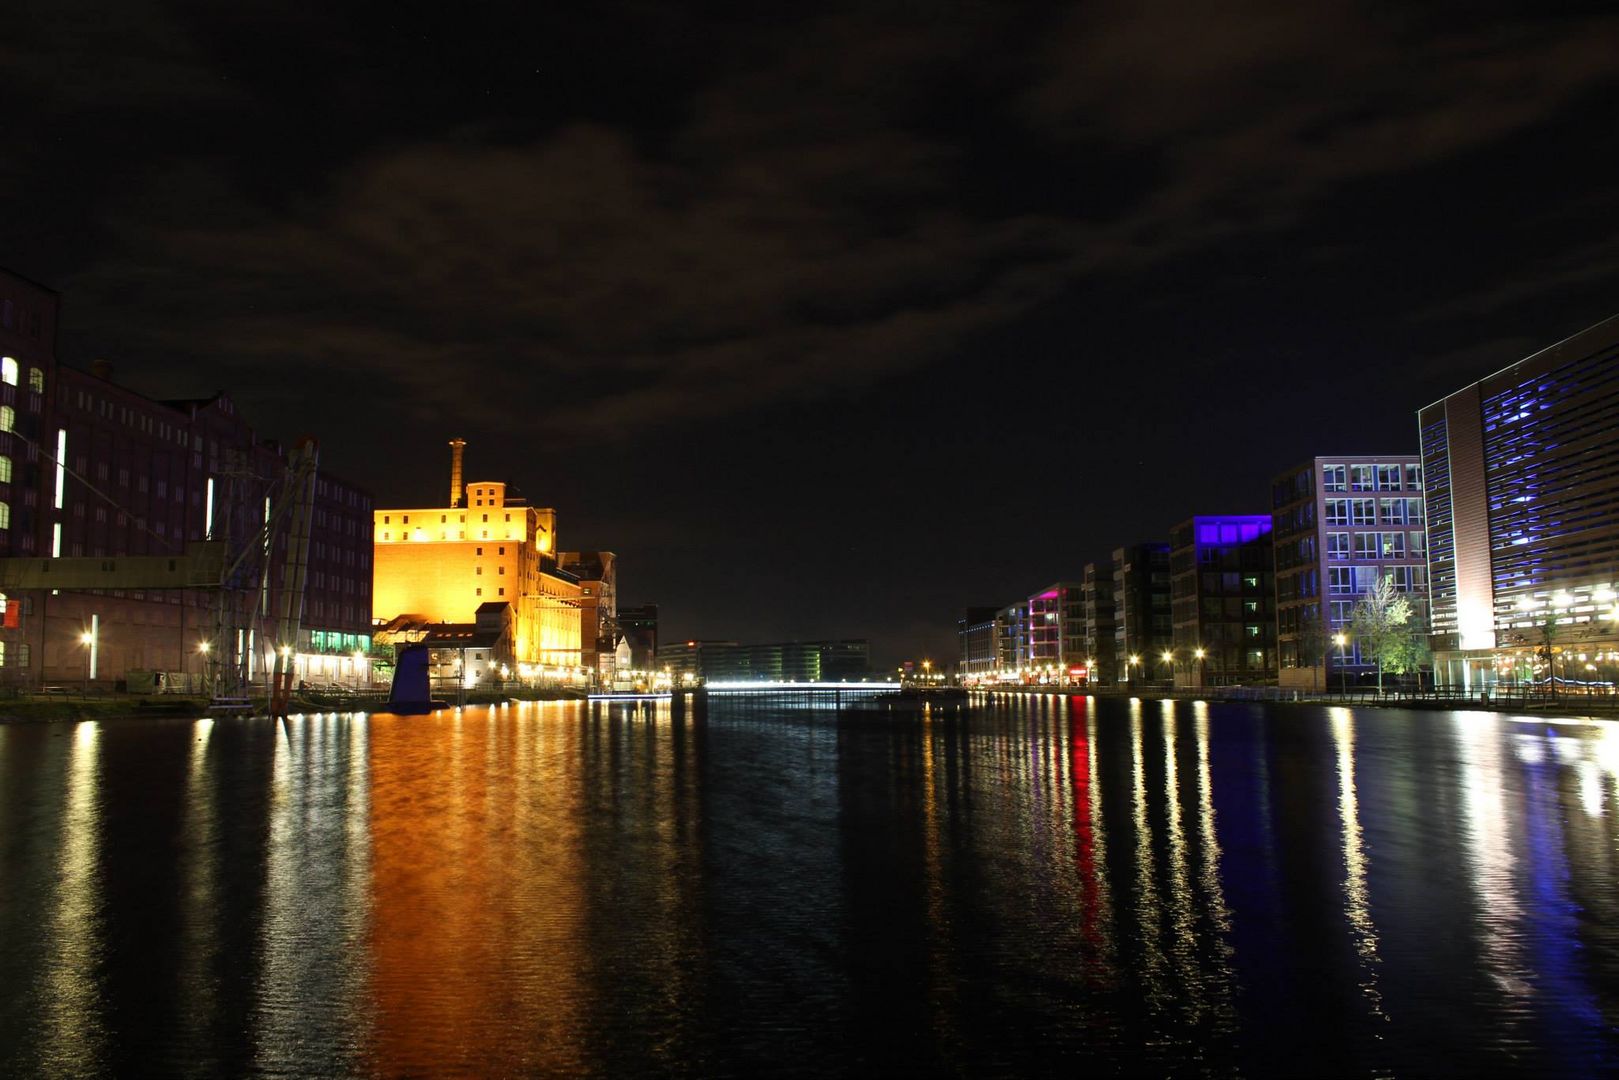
(1417, 310, 1619, 414)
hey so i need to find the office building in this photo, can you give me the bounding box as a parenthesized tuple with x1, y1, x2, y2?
(657, 639, 870, 682)
(958, 606, 1000, 682)
(1168, 515, 1276, 687)
(1112, 542, 1172, 685)
(1419, 315, 1619, 688)
(1271, 455, 1429, 689)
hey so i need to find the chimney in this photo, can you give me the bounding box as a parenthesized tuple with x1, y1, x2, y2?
(448, 438, 467, 508)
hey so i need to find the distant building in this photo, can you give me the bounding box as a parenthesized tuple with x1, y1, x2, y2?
(1081, 562, 1115, 685)
(1111, 542, 1172, 685)
(997, 601, 1027, 675)
(1271, 455, 1429, 689)
(957, 606, 999, 682)
(560, 550, 617, 681)
(1419, 315, 1619, 689)
(1168, 515, 1276, 687)
(373, 441, 582, 679)
(0, 269, 58, 681)
(1027, 582, 1087, 683)
(657, 639, 870, 682)
(617, 603, 658, 670)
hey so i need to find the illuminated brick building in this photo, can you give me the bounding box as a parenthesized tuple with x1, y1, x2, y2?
(559, 550, 617, 679)
(1420, 315, 1619, 689)
(373, 445, 583, 677)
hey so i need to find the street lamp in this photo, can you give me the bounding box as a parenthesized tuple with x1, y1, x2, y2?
(1127, 654, 1141, 685)
(1334, 633, 1347, 695)
(1160, 649, 1174, 685)
(1194, 646, 1207, 688)
(80, 614, 98, 690)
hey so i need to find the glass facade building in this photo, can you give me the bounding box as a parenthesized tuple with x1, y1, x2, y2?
(1168, 515, 1275, 687)
(1419, 314, 1619, 688)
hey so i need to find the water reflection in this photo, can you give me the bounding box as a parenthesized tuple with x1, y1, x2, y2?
(0, 700, 1616, 1076)
(39, 722, 106, 1078)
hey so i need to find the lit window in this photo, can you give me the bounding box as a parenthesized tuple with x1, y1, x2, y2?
(0, 455, 10, 484)
(1350, 465, 1376, 492)
(1327, 532, 1349, 560)
(0, 502, 10, 529)
(28, 368, 43, 393)
(0, 406, 12, 433)
(1322, 465, 1346, 493)
(0, 357, 15, 387)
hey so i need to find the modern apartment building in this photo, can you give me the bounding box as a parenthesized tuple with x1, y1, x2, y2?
(1081, 561, 1116, 685)
(1271, 455, 1429, 689)
(997, 601, 1027, 675)
(1027, 582, 1087, 682)
(1112, 542, 1172, 684)
(1168, 515, 1276, 687)
(1419, 315, 1619, 689)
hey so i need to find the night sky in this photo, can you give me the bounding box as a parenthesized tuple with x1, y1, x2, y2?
(6, 2, 1619, 665)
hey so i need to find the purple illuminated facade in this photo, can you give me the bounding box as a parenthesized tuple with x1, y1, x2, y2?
(1168, 515, 1276, 687)
(1420, 314, 1619, 689)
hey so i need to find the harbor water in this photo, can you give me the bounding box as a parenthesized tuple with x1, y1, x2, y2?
(1, 696, 1616, 1076)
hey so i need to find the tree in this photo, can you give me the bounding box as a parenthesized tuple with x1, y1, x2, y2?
(1349, 577, 1418, 693)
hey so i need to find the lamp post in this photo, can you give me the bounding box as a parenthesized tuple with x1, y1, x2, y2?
(80, 619, 97, 694)
(1128, 654, 1141, 686)
(197, 639, 211, 696)
(1334, 633, 1347, 695)
(1194, 646, 1207, 689)
(1160, 649, 1175, 687)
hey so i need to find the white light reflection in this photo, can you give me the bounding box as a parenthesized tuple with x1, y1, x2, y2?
(41, 722, 107, 1074)
(1454, 714, 1533, 1010)
(1329, 708, 1386, 1021)
(1159, 701, 1201, 1020)
(1130, 701, 1167, 1008)
(1193, 702, 1237, 1030)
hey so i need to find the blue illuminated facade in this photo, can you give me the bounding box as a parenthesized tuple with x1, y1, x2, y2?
(1418, 314, 1619, 689)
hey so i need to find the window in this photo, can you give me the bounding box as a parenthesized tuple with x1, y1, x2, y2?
(402, 515, 409, 524)
(382, 515, 390, 524)
(1405, 463, 1422, 490)
(497, 566, 505, 575)
(1354, 532, 1377, 559)
(1322, 465, 1346, 493)
(476, 547, 483, 555)
(0, 502, 9, 529)
(1325, 499, 1349, 526)
(1352, 565, 1381, 592)
(1379, 532, 1406, 558)
(0, 357, 15, 387)
(476, 567, 482, 575)
(1376, 464, 1402, 490)
(498, 587, 505, 596)
(0, 455, 10, 485)
(1404, 498, 1424, 524)
(1329, 567, 1354, 593)
(1411, 530, 1427, 556)
(0, 406, 13, 433)
(498, 546, 505, 555)
(28, 368, 43, 393)
(1380, 498, 1406, 525)
(1350, 465, 1376, 491)
(475, 588, 482, 596)
(1350, 499, 1375, 525)
(1327, 532, 1349, 560)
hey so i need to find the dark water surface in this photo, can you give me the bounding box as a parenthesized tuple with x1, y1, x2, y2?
(2, 697, 1617, 1077)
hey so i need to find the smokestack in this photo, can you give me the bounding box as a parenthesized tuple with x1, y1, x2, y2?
(448, 438, 466, 508)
